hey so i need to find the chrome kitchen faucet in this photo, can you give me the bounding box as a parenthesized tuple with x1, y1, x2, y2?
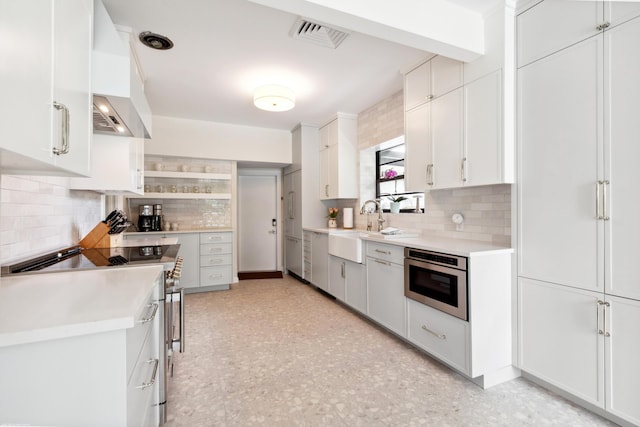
(360, 199, 385, 231)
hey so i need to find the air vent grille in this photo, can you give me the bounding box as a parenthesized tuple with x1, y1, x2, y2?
(290, 17, 349, 49)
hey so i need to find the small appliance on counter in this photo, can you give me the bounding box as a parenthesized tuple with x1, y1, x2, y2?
(138, 204, 153, 232)
(152, 204, 163, 231)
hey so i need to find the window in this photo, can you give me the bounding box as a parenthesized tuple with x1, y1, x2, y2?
(376, 144, 423, 212)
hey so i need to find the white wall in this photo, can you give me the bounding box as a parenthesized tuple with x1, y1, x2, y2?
(145, 115, 292, 164)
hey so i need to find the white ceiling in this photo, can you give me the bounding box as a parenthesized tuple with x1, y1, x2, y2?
(101, 0, 501, 131)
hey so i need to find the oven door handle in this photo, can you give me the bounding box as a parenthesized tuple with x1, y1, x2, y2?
(421, 324, 446, 340)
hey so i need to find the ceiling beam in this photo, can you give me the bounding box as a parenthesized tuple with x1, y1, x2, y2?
(249, 0, 485, 62)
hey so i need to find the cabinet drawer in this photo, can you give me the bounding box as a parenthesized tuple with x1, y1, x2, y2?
(200, 232, 232, 244)
(200, 243, 232, 255)
(366, 241, 404, 265)
(127, 327, 158, 427)
(200, 253, 232, 267)
(407, 299, 469, 374)
(304, 261, 312, 278)
(201, 266, 233, 286)
(126, 294, 158, 381)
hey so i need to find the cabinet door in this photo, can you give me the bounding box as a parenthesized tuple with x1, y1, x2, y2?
(327, 144, 340, 199)
(517, 0, 602, 67)
(431, 87, 463, 189)
(605, 295, 640, 425)
(404, 102, 432, 192)
(605, 1, 640, 29)
(367, 258, 406, 337)
(174, 233, 200, 288)
(345, 261, 366, 314)
(405, 60, 431, 111)
(319, 147, 330, 199)
(52, 0, 92, 176)
(518, 278, 604, 407)
(464, 70, 503, 186)
(605, 16, 640, 301)
(329, 256, 346, 301)
(311, 233, 328, 292)
(518, 35, 603, 291)
(431, 56, 463, 98)
(284, 172, 294, 236)
(0, 2, 55, 167)
(285, 236, 302, 277)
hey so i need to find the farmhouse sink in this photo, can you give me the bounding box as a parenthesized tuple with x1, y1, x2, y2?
(328, 231, 364, 263)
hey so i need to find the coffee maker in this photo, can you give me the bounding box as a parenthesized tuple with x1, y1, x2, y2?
(137, 205, 153, 232)
(151, 204, 163, 231)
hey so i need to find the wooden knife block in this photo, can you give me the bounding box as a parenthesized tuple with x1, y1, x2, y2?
(79, 223, 122, 249)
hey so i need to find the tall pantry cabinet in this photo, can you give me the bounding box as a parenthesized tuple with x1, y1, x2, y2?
(517, 2, 640, 425)
(284, 124, 326, 279)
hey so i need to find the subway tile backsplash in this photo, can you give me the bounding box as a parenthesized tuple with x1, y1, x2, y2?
(0, 175, 102, 264)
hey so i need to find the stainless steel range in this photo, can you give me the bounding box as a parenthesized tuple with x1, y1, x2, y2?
(1, 243, 183, 424)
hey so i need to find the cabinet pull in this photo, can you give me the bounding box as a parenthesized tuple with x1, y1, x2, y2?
(421, 324, 446, 340)
(138, 303, 159, 323)
(209, 274, 223, 279)
(426, 94, 434, 101)
(375, 249, 391, 255)
(602, 180, 610, 221)
(136, 358, 159, 389)
(325, 184, 329, 197)
(208, 236, 223, 241)
(596, 181, 602, 219)
(341, 262, 345, 278)
(209, 247, 222, 253)
(374, 259, 391, 266)
(461, 157, 467, 182)
(137, 169, 143, 189)
(427, 164, 434, 186)
(596, 300, 611, 337)
(52, 102, 70, 155)
(596, 22, 610, 31)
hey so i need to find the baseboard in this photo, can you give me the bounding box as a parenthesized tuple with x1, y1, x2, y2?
(238, 271, 283, 280)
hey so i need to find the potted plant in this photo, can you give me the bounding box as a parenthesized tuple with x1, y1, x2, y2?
(328, 207, 339, 228)
(387, 195, 407, 214)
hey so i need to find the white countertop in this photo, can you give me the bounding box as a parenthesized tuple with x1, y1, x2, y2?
(303, 227, 513, 257)
(126, 228, 233, 236)
(0, 265, 163, 348)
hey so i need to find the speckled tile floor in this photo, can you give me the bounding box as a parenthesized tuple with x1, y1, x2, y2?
(165, 276, 617, 427)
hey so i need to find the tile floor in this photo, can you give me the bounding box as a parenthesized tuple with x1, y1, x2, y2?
(165, 276, 616, 426)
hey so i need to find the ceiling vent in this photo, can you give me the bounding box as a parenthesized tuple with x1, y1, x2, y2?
(289, 17, 349, 49)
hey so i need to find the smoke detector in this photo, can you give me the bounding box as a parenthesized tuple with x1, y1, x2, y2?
(289, 17, 349, 49)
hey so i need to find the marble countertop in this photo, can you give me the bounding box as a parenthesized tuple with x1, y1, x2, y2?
(303, 227, 513, 257)
(0, 265, 164, 348)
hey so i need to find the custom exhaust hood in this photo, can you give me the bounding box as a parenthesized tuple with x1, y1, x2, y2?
(92, 0, 152, 139)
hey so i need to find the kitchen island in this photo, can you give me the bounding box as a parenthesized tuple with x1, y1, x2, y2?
(0, 265, 164, 427)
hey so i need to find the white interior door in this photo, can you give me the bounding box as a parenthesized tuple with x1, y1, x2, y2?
(238, 175, 278, 272)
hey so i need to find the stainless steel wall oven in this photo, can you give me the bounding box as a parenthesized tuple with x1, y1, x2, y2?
(404, 248, 468, 321)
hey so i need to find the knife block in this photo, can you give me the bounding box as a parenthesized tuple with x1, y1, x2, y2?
(79, 223, 123, 249)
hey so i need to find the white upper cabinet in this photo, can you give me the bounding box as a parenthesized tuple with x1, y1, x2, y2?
(403, 55, 463, 112)
(318, 114, 358, 200)
(404, 60, 431, 111)
(69, 134, 144, 195)
(464, 70, 504, 187)
(517, 0, 602, 67)
(431, 88, 464, 190)
(404, 103, 432, 192)
(431, 56, 464, 98)
(0, 0, 92, 176)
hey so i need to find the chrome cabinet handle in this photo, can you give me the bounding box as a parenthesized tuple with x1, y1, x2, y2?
(136, 358, 159, 389)
(426, 94, 434, 101)
(461, 157, 467, 182)
(374, 259, 390, 266)
(209, 274, 223, 279)
(375, 249, 391, 255)
(340, 262, 345, 278)
(596, 22, 610, 31)
(325, 184, 329, 197)
(138, 303, 159, 323)
(426, 164, 434, 186)
(597, 300, 611, 337)
(53, 102, 70, 155)
(597, 300, 603, 335)
(596, 181, 602, 219)
(421, 324, 446, 340)
(137, 169, 143, 189)
(208, 236, 223, 241)
(602, 180, 610, 221)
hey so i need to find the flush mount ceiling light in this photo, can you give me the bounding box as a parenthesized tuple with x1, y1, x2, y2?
(139, 31, 174, 50)
(253, 85, 295, 112)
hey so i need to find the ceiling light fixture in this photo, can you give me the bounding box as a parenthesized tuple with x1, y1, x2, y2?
(253, 85, 295, 112)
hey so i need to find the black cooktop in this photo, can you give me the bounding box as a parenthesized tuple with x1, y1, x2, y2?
(1, 244, 181, 275)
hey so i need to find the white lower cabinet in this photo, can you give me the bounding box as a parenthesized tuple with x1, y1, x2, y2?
(329, 256, 366, 310)
(172, 233, 200, 289)
(0, 275, 161, 427)
(366, 242, 406, 338)
(407, 299, 468, 374)
(310, 232, 328, 292)
(519, 278, 640, 425)
(285, 236, 303, 278)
